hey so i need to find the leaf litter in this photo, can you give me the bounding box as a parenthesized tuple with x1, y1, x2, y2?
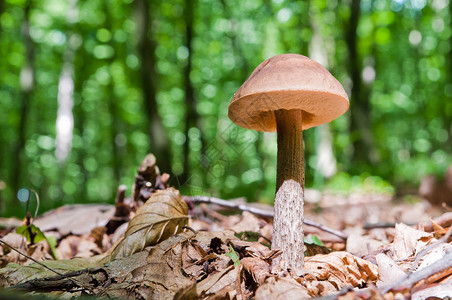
(1, 154, 452, 299)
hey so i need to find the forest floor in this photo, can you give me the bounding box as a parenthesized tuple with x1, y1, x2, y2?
(0, 154, 451, 299)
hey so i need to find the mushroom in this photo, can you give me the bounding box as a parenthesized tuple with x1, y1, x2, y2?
(228, 54, 349, 270)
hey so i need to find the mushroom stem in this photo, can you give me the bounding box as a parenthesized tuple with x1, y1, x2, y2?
(272, 109, 305, 270)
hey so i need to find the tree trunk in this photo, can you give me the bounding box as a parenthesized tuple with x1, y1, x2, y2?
(107, 86, 121, 184)
(0, 0, 3, 27)
(448, 1, 452, 150)
(221, 0, 266, 188)
(73, 60, 88, 203)
(54, 0, 78, 207)
(272, 109, 304, 271)
(135, 0, 172, 174)
(103, 1, 121, 185)
(181, 0, 194, 184)
(181, 0, 205, 185)
(309, 4, 337, 185)
(346, 0, 376, 168)
(11, 0, 34, 205)
(295, 0, 310, 56)
(0, 0, 5, 213)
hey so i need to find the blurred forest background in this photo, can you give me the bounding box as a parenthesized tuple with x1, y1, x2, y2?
(1, 0, 451, 217)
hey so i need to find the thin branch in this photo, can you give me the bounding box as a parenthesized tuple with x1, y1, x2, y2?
(0, 239, 64, 277)
(11, 268, 108, 293)
(184, 195, 348, 240)
(364, 221, 416, 229)
(187, 196, 272, 216)
(408, 224, 452, 272)
(380, 252, 452, 294)
(304, 219, 348, 240)
(0, 239, 86, 292)
(367, 213, 452, 231)
(380, 253, 452, 294)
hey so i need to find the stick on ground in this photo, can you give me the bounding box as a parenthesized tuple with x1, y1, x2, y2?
(184, 196, 348, 240)
(380, 252, 452, 294)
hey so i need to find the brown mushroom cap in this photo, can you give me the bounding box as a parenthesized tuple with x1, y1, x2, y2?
(228, 54, 349, 132)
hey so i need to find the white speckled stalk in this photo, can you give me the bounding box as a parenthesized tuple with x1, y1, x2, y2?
(272, 109, 304, 270)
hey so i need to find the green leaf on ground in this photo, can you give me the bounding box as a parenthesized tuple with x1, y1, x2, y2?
(226, 245, 240, 266)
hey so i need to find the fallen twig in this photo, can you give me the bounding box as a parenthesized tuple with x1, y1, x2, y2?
(184, 196, 348, 240)
(304, 219, 347, 240)
(421, 212, 452, 232)
(185, 195, 272, 217)
(0, 239, 64, 277)
(0, 239, 88, 293)
(11, 268, 109, 294)
(364, 221, 416, 229)
(380, 252, 452, 294)
(408, 224, 452, 272)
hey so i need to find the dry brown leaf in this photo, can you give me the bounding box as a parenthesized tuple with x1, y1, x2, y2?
(334, 286, 385, 300)
(26, 241, 52, 265)
(197, 265, 238, 299)
(0, 254, 106, 288)
(180, 240, 211, 280)
(346, 233, 385, 258)
(89, 226, 108, 250)
(56, 235, 102, 259)
(102, 234, 197, 299)
(230, 238, 280, 262)
(241, 257, 270, 285)
(0, 233, 28, 266)
(0, 233, 53, 267)
(376, 253, 406, 286)
(34, 204, 115, 237)
(123, 246, 194, 299)
(258, 222, 273, 244)
(304, 251, 379, 294)
(110, 222, 128, 244)
(411, 280, 452, 300)
(212, 253, 234, 273)
(110, 188, 188, 259)
(164, 230, 274, 298)
(417, 243, 452, 272)
(306, 280, 338, 297)
(187, 230, 237, 254)
(174, 283, 198, 300)
(431, 220, 449, 240)
(255, 276, 310, 299)
(392, 223, 433, 261)
(230, 211, 260, 233)
(162, 230, 240, 294)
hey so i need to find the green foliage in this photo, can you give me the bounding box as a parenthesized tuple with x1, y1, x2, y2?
(304, 234, 332, 256)
(16, 224, 58, 259)
(45, 235, 58, 259)
(0, 0, 451, 216)
(226, 245, 240, 266)
(325, 172, 395, 195)
(304, 234, 324, 247)
(16, 224, 46, 244)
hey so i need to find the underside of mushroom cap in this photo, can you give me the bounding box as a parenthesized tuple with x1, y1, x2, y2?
(228, 54, 349, 132)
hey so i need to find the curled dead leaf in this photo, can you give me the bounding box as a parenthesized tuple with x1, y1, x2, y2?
(304, 251, 379, 296)
(241, 257, 270, 285)
(392, 223, 433, 261)
(197, 265, 238, 299)
(110, 188, 188, 259)
(256, 276, 310, 299)
(412, 280, 452, 300)
(0, 233, 53, 267)
(375, 253, 406, 287)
